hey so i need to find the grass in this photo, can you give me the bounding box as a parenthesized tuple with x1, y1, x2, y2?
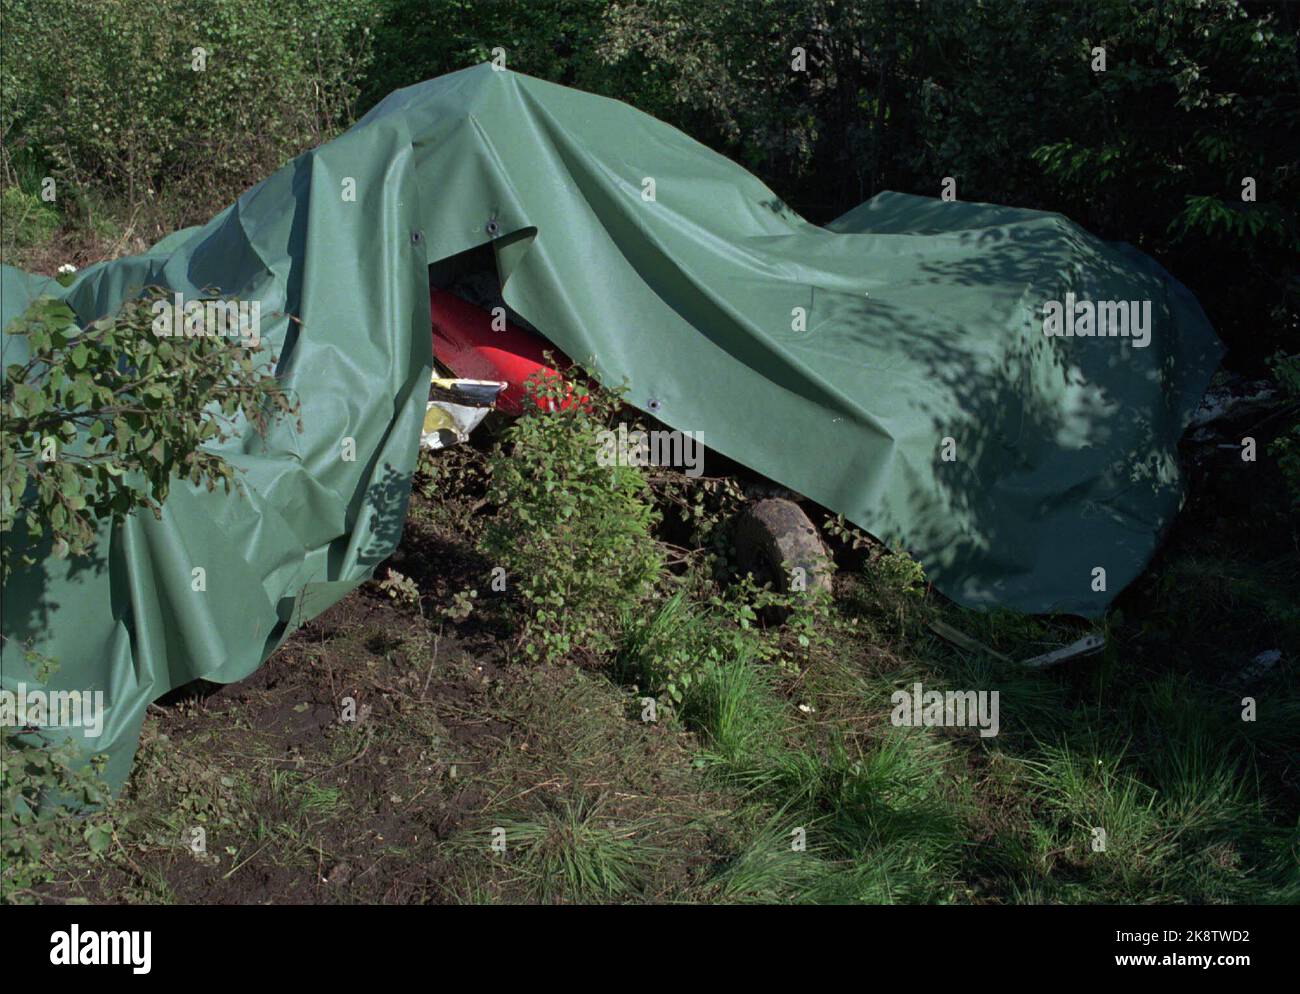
(488, 798, 659, 904)
(680, 644, 973, 904)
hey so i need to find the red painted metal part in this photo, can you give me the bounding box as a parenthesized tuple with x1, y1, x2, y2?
(429, 288, 581, 414)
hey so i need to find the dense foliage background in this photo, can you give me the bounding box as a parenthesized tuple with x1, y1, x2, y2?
(3, 0, 1296, 366)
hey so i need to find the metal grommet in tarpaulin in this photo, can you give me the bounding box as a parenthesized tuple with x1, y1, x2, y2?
(410, 229, 424, 246)
(485, 218, 501, 237)
(646, 397, 662, 414)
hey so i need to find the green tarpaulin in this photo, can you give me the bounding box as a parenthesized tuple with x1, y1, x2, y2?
(1, 65, 1222, 786)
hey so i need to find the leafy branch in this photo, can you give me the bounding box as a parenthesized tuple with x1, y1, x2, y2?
(1, 289, 301, 574)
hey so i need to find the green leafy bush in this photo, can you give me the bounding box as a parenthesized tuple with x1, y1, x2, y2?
(2, 291, 298, 572)
(1, 734, 120, 903)
(481, 370, 663, 662)
(362, 0, 614, 111)
(1, 0, 375, 215)
(0, 650, 120, 904)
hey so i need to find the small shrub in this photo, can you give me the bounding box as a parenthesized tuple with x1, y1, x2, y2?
(440, 588, 477, 623)
(842, 542, 929, 636)
(869, 545, 927, 598)
(481, 369, 663, 662)
(377, 567, 421, 611)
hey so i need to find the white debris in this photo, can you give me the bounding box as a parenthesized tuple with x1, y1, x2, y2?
(1238, 649, 1282, 685)
(1019, 634, 1106, 669)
